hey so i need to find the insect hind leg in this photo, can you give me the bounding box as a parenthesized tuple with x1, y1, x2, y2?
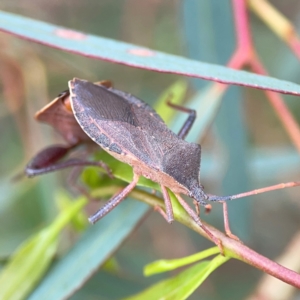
(166, 97, 196, 140)
(206, 194, 239, 241)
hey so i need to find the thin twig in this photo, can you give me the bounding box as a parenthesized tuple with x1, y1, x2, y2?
(91, 186, 300, 288)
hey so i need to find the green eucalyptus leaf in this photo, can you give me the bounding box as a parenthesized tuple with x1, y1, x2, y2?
(0, 11, 299, 95)
(56, 191, 88, 231)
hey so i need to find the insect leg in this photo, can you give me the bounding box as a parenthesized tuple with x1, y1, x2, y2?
(24, 144, 112, 178)
(24, 144, 74, 177)
(89, 173, 140, 224)
(154, 185, 174, 223)
(207, 180, 300, 203)
(166, 99, 196, 139)
(207, 180, 300, 240)
(175, 194, 223, 253)
(27, 158, 112, 177)
(222, 202, 240, 241)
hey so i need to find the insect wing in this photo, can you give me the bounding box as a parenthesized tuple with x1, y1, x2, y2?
(35, 90, 90, 145)
(69, 79, 175, 168)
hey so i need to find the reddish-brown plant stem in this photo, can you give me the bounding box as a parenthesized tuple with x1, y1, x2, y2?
(290, 37, 300, 59)
(2, 0, 300, 290)
(250, 56, 300, 152)
(128, 189, 300, 289)
(181, 212, 300, 289)
(228, 0, 300, 152)
(232, 0, 253, 54)
(198, 0, 300, 287)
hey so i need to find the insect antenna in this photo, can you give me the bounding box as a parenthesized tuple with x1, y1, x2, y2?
(203, 180, 300, 240)
(206, 180, 300, 202)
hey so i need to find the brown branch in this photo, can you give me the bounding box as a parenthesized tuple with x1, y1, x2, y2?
(250, 56, 300, 152)
(247, 231, 300, 300)
(91, 187, 300, 289)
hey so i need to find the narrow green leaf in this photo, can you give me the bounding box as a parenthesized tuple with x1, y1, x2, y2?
(28, 199, 148, 300)
(56, 191, 88, 231)
(144, 247, 220, 276)
(125, 255, 229, 300)
(0, 11, 300, 95)
(91, 151, 159, 190)
(80, 166, 112, 189)
(0, 194, 87, 300)
(101, 257, 121, 274)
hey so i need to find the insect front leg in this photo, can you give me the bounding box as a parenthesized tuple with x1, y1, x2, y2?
(175, 193, 223, 254)
(206, 194, 241, 241)
(222, 202, 240, 241)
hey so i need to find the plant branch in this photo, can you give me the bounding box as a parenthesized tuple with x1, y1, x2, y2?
(250, 56, 300, 152)
(247, 231, 300, 300)
(91, 186, 300, 289)
(226, 0, 300, 152)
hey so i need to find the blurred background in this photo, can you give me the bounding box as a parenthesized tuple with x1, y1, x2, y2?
(0, 1, 300, 299)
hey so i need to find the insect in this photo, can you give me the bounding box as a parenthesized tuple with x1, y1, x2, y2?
(24, 80, 113, 180)
(26, 78, 300, 251)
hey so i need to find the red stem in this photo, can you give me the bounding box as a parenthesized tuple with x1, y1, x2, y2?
(212, 0, 300, 288)
(232, 0, 253, 54)
(290, 36, 300, 59)
(229, 0, 300, 152)
(186, 219, 300, 288)
(250, 56, 300, 152)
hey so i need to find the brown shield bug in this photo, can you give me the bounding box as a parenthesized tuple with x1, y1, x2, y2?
(66, 78, 228, 248)
(67, 78, 300, 250)
(25, 78, 300, 251)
